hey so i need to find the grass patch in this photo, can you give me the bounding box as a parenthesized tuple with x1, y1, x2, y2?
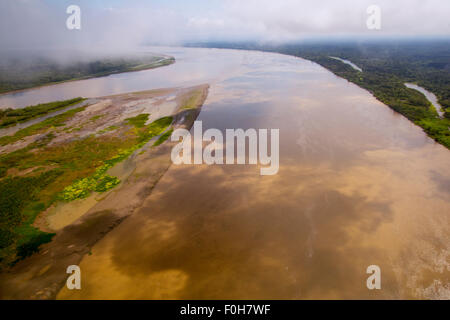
(98, 125, 119, 134)
(290, 54, 450, 149)
(0, 98, 84, 128)
(0, 170, 62, 266)
(90, 115, 104, 122)
(0, 106, 87, 146)
(0, 56, 174, 94)
(125, 113, 149, 128)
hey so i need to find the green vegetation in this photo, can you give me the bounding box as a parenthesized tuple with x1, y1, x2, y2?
(0, 170, 62, 264)
(204, 41, 450, 149)
(59, 165, 120, 201)
(0, 106, 87, 146)
(89, 114, 104, 122)
(0, 98, 84, 128)
(126, 113, 150, 128)
(0, 56, 174, 94)
(138, 116, 173, 143)
(0, 102, 173, 267)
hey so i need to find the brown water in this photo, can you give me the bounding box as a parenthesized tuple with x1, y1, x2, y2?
(5, 47, 448, 299)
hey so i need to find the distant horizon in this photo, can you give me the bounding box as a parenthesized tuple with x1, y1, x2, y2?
(183, 36, 450, 46)
(1, 0, 449, 54)
(1, 36, 450, 55)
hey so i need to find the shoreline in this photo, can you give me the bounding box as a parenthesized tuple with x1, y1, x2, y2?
(0, 57, 175, 101)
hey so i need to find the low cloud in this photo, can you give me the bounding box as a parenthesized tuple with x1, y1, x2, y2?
(1, 0, 449, 57)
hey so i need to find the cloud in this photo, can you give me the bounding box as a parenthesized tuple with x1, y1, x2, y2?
(191, 0, 450, 41)
(0, 0, 449, 56)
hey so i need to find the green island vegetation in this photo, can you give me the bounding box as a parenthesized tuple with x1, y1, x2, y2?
(0, 97, 85, 128)
(153, 128, 174, 146)
(201, 40, 450, 149)
(0, 107, 173, 268)
(0, 105, 87, 146)
(0, 55, 174, 94)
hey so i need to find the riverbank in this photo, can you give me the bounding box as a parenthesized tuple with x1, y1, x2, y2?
(0, 84, 209, 299)
(0, 56, 175, 97)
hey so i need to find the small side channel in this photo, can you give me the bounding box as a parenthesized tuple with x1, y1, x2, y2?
(405, 83, 445, 118)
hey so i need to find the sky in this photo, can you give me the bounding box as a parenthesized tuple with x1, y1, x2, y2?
(1, 0, 449, 54)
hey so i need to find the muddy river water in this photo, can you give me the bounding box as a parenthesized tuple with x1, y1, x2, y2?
(2, 47, 449, 299)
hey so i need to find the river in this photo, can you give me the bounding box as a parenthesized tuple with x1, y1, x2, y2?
(2, 47, 449, 299)
(329, 56, 363, 72)
(405, 82, 446, 118)
(0, 47, 245, 109)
